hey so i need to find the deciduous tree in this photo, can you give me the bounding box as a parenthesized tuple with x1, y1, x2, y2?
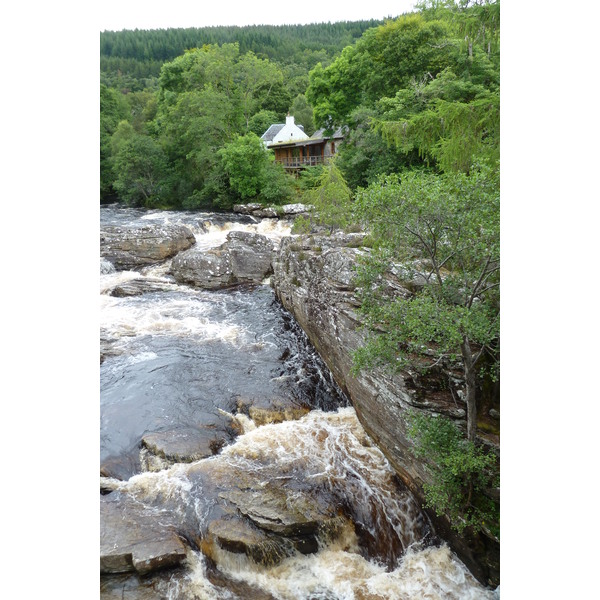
(353, 166, 499, 442)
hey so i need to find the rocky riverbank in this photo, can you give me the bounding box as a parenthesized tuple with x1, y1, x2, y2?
(100, 207, 500, 589)
(270, 232, 500, 587)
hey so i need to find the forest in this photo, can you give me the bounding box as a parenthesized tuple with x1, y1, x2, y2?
(100, 0, 500, 533)
(100, 1, 498, 210)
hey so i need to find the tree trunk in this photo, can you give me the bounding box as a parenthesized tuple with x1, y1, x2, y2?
(461, 337, 477, 442)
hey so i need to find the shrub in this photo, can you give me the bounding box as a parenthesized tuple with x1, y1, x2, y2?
(407, 411, 499, 535)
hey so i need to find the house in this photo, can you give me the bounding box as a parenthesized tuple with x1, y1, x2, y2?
(261, 114, 309, 146)
(261, 115, 346, 170)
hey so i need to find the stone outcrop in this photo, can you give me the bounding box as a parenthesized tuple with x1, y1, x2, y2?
(100, 224, 196, 271)
(232, 203, 313, 218)
(170, 231, 274, 289)
(104, 276, 180, 297)
(270, 233, 500, 587)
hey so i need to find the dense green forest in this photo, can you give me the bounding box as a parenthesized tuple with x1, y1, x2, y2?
(100, 0, 500, 535)
(100, 21, 383, 91)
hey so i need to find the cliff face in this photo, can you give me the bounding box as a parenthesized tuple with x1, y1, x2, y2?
(271, 233, 500, 587)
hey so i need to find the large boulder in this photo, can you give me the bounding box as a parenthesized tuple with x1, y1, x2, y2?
(170, 231, 274, 289)
(270, 233, 500, 587)
(227, 230, 275, 283)
(170, 245, 235, 289)
(100, 224, 196, 271)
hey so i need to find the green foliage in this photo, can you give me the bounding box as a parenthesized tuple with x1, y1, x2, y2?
(247, 109, 280, 136)
(258, 158, 295, 205)
(352, 167, 499, 441)
(335, 107, 426, 190)
(289, 94, 316, 136)
(307, 13, 456, 129)
(110, 120, 136, 157)
(100, 84, 130, 199)
(101, 21, 383, 89)
(291, 214, 313, 234)
(376, 84, 499, 174)
(217, 132, 294, 207)
(112, 134, 169, 207)
(305, 2, 499, 179)
(218, 133, 270, 200)
(407, 412, 499, 534)
(303, 159, 354, 232)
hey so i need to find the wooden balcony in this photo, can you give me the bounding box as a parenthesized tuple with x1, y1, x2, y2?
(274, 155, 330, 169)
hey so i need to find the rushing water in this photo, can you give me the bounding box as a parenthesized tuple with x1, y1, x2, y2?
(100, 206, 498, 599)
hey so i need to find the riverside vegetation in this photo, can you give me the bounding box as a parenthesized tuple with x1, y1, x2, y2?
(101, 0, 500, 549)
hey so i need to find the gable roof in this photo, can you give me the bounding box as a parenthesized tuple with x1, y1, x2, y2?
(261, 124, 285, 142)
(311, 126, 347, 140)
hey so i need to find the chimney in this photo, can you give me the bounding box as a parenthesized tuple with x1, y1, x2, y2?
(286, 115, 294, 126)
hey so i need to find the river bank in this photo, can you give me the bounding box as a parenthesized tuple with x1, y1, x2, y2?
(100, 204, 499, 599)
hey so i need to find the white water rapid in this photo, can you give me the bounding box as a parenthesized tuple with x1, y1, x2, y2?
(100, 206, 499, 599)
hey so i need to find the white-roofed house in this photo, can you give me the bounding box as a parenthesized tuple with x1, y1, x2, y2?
(261, 115, 346, 171)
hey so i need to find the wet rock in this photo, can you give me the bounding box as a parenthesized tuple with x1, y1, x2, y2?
(101, 493, 187, 576)
(105, 277, 179, 297)
(100, 572, 174, 600)
(100, 452, 141, 481)
(248, 406, 310, 426)
(270, 233, 500, 587)
(170, 231, 274, 289)
(220, 485, 335, 536)
(140, 427, 225, 470)
(253, 207, 278, 218)
(100, 224, 196, 271)
(232, 202, 313, 219)
(170, 245, 235, 289)
(233, 203, 263, 214)
(201, 516, 292, 566)
(279, 203, 313, 216)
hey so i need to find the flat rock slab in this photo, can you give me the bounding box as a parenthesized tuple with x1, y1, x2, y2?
(220, 485, 334, 536)
(202, 516, 292, 566)
(101, 493, 187, 576)
(106, 277, 179, 297)
(248, 406, 310, 426)
(141, 427, 223, 464)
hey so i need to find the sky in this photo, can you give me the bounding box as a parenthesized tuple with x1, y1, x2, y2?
(98, 0, 418, 31)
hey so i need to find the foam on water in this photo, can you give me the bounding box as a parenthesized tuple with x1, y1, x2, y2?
(100, 292, 246, 347)
(117, 408, 495, 600)
(194, 218, 293, 251)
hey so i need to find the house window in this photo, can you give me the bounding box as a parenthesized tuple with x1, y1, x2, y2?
(331, 142, 335, 154)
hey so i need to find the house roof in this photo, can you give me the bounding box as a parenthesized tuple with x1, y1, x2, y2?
(261, 124, 285, 142)
(311, 126, 347, 140)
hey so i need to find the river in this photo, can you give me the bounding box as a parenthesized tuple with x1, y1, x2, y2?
(100, 205, 498, 599)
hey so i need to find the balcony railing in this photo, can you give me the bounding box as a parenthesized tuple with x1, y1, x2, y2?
(275, 155, 329, 168)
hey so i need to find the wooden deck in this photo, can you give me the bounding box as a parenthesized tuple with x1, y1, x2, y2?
(275, 156, 330, 168)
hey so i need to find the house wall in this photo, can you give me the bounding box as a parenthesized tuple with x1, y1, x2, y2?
(272, 116, 309, 144)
